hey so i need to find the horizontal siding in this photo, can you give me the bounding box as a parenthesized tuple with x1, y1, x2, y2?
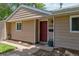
(55, 41, 79, 50)
(54, 15, 79, 50)
(11, 20, 36, 43)
(8, 8, 47, 22)
(0, 22, 5, 40)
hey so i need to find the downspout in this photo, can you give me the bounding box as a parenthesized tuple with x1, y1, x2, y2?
(53, 16, 55, 48)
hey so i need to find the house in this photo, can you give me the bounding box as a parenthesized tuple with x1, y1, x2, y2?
(5, 5, 53, 44)
(1, 5, 79, 50)
(52, 5, 79, 50)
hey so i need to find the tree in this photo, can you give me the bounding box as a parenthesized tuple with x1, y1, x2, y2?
(0, 3, 45, 21)
(31, 3, 45, 9)
(0, 4, 12, 20)
(8, 3, 45, 11)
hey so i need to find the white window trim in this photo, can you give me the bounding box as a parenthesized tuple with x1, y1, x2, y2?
(16, 22, 22, 31)
(70, 15, 79, 33)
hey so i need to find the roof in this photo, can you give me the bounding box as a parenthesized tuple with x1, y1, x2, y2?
(6, 5, 52, 22)
(6, 4, 79, 22)
(51, 5, 79, 15)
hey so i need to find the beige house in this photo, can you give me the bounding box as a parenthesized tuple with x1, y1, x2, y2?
(52, 5, 79, 50)
(1, 5, 79, 50)
(5, 5, 53, 45)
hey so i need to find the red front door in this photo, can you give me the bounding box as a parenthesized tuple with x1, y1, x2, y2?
(40, 21, 47, 42)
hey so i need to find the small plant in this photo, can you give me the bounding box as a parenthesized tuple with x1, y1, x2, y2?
(48, 38, 53, 47)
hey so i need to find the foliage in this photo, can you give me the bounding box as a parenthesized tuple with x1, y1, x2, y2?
(0, 3, 45, 21)
(34, 3, 45, 9)
(8, 3, 45, 11)
(0, 4, 12, 20)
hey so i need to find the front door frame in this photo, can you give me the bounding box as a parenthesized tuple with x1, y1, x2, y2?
(39, 19, 49, 43)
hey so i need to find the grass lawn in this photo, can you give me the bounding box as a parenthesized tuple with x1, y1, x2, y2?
(0, 43, 16, 53)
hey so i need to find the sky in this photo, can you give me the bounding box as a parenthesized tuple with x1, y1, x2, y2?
(45, 3, 79, 11)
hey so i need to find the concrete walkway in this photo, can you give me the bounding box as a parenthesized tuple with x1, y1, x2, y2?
(0, 40, 53, 56)
(0, 41, 36, 50)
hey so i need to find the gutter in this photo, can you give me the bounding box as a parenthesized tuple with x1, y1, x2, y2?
(53, 16, 55, 48)
(52, 9, 79, 16)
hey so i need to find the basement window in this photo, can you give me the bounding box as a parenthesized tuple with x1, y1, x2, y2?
(16, 22, 22, 31)
(70, 16, 79, 32)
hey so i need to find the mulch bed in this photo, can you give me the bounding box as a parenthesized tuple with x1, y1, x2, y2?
(33, 49, 55, 56)
(53, 47, 79, 56)
(33, 47, 79, 56)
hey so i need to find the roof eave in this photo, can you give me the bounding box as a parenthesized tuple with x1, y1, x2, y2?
(6, 5, 52, 21)
(52, 9, 79, 16)
(21, 5, 52, 15)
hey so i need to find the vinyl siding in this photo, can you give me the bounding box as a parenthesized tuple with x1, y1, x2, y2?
(8, 7, 48, 22)
(10, 20, 36, 43)
(0, 21, 5, 40)
(54, 15, 79, 50)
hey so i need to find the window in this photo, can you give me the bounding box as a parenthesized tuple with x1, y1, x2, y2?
(16, 22, 22, 31)
(70, 16, 79, 32)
